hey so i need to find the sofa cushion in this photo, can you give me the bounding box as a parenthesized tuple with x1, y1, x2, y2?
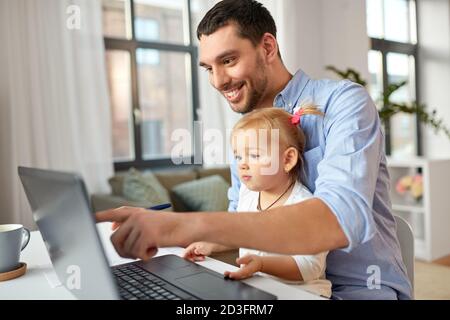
(154, 170, 198, 190)
(122, 168, 171, 206)
(171, 175, 230, 212)
(196, 167, 232, 185)
(108, 174, 125, 196)
(153, 170, 198, 212)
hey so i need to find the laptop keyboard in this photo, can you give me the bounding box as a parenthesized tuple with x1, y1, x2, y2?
(113, 264, 195, 300)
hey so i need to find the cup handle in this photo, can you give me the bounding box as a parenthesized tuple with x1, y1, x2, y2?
(21, 228, 31, 251)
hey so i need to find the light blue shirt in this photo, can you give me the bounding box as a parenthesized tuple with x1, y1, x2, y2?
(228, 70, 413, 300)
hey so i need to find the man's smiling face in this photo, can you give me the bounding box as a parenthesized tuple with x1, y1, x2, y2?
(199, 23, 269, 114)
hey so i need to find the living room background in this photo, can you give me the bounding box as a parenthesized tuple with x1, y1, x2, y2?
(1, 0, 449, 230)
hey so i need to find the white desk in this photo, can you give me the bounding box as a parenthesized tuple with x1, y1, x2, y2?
(0, 223, 324, 300)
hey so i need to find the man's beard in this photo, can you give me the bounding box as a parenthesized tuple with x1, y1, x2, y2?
(231, 57, 268, 114)
(240, 76, 268, 114)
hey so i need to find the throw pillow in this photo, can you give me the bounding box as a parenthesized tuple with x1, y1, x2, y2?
(122, 168, 171, 206)
(171, 175, 230, 212)
(108, 174, 125, 196)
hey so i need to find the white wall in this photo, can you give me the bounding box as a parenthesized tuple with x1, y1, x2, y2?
(272, 0, 370, 81)
(320, 0, 370, 81)
(419, 0, 450, 158)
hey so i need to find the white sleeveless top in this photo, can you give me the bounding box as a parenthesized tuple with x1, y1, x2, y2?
(237, 180, 332, 298)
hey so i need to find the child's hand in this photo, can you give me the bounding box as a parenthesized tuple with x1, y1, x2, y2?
(183, 242, 215, 262)
(224, 255, 263, 280)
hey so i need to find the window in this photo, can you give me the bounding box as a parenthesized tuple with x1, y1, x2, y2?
(102, 0, 199, 170)
(366, 0, 420, 157)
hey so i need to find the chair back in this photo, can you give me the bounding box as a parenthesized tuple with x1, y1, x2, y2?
(394, 215, 415, 296)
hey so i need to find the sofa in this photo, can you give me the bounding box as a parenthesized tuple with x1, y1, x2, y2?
(91, 166, 232, 212)
(91, 166, 239, 266)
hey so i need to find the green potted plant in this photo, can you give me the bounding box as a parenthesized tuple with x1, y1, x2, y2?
(326, 66, 450, 141)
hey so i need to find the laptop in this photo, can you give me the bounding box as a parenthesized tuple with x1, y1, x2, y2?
(18, 166, 276, 300)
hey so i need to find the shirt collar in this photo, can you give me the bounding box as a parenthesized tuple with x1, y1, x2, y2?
(273, 69, 311, 113)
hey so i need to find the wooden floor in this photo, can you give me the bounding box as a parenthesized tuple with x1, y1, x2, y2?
(434, 255, 450, 267)
(415, 260, 450, 299)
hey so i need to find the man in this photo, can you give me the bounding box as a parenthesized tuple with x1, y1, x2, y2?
(97, 0, 412, 300)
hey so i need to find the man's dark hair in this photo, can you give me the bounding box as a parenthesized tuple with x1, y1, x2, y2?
(197, 0, 279, 55)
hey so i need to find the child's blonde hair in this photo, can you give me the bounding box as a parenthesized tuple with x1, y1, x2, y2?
(231, 105, 323, 181)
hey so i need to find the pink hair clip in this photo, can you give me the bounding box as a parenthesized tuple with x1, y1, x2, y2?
(291, 109, 305, 126)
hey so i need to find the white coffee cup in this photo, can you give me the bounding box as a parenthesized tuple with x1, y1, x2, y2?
(0, 224, 30, 273)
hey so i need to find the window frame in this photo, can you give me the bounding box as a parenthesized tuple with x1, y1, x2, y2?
(104, 0, 200, 171)
(368, 0, 422, 156)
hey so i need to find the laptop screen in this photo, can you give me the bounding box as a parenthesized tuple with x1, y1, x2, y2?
(18, 167, 119, 299)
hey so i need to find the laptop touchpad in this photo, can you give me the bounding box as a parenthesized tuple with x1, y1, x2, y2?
(176, 272, 238, 299)
(155, 255, 192, 269)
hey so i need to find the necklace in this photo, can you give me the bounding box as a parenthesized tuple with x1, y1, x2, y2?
(257, 180, 295, 211)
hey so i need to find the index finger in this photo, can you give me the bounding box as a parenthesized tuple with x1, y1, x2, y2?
(95, 207, 134, 223)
